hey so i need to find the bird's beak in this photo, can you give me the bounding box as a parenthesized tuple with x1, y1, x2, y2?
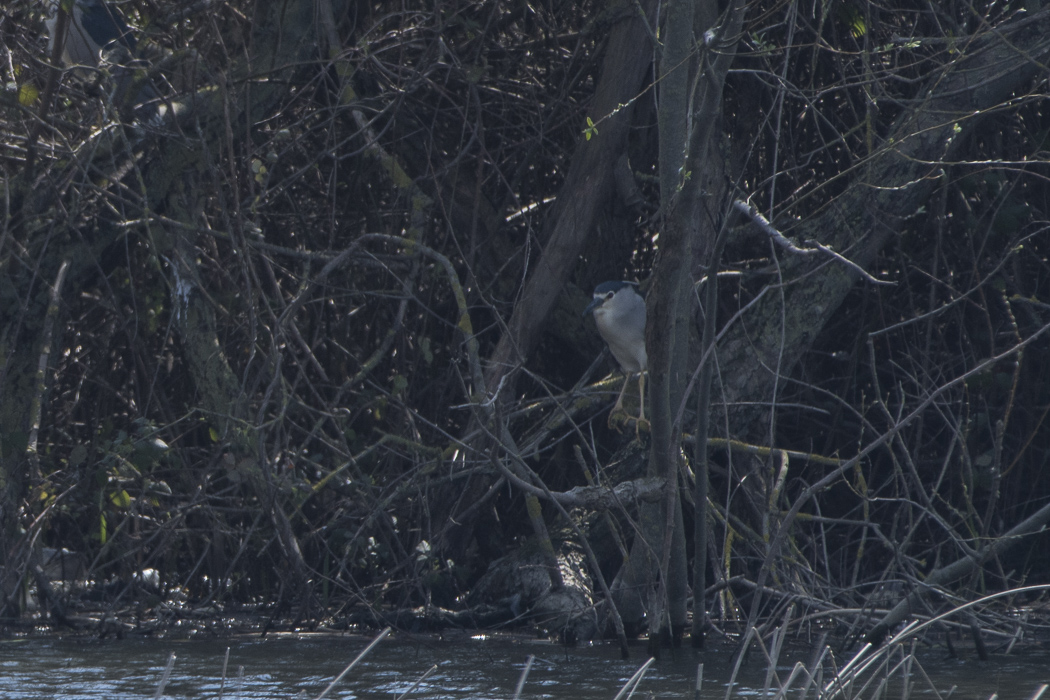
(583, 297, 602, 316)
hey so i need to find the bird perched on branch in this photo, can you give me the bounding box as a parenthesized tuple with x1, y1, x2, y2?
(43, 0, 137, 68)
(41, 0, 160, 117)
(583, 281, 648, 427)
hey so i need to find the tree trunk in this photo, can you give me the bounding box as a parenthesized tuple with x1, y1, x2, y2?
(719, 8, 1050, 440)
(611, 0, 745, 644)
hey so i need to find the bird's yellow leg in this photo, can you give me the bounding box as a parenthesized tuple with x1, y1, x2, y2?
(608, 377, 631, 429)
(637, 372, 646, 423)
(634, 372, 650, 437)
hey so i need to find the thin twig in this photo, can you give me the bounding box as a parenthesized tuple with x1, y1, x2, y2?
(733, 199, 892, 285)
(512, 655, 534, 700)
(151, 653, 176, 700)
(314, 627, 391, 700)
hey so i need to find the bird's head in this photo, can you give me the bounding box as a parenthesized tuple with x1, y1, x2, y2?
(583, 280, 641, 318)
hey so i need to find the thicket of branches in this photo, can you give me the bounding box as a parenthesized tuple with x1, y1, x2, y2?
(2, 0, 1049, 643)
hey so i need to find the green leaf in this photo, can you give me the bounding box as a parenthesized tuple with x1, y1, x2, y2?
(836, 3, 866, 38)
(18, 83, 39, 106)
(109, 489, 131, 508)
(584, 116, 598, 141)
(850, 16, 865, 37)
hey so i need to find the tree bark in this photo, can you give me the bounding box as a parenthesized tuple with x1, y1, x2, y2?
(612, 0, 746, 645)
(637, 0, 698, 648)
(719, 8, 1050, 439)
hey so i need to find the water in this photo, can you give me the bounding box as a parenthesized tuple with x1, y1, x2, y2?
(0, 633, 1047, 699)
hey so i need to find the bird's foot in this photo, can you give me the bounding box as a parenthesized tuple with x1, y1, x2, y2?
(608, 409, 649, 439)
(633, 416, 650, 438)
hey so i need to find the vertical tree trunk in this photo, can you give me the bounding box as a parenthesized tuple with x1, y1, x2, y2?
(613, 0, 697, 648)
(613, 0, 746, 645)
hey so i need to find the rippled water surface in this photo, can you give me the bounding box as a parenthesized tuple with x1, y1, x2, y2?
(0, 633, 1047, 699)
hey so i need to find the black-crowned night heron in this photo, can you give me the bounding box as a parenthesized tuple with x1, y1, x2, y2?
(43, 0, 137, 68)
(583, 281, 648, 425)
(42, 0, 159, 116)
